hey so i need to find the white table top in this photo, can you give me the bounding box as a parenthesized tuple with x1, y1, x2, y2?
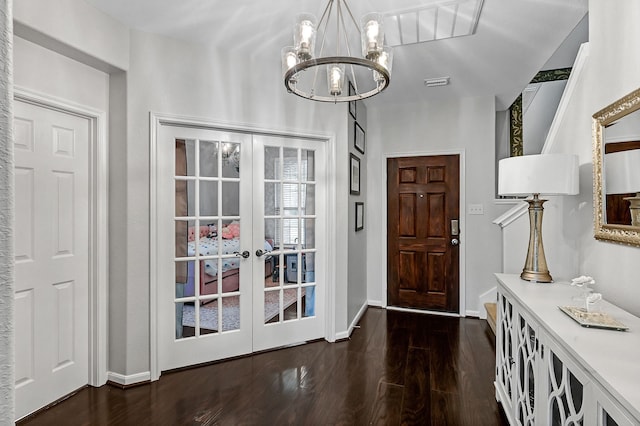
(495, 273, 640, 421)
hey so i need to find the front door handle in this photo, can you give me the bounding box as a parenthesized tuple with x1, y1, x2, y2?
(451, 238, 460, 246)
(234, 250, 250, 259)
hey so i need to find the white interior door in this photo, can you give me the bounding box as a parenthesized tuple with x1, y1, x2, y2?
(157, 126, 326, 371)
(157, 126, 254, 370)
(252, 135, 325, 351)
(13, 100, 90, 420)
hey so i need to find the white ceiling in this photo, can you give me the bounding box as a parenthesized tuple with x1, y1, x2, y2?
(84, 0, 588, 110)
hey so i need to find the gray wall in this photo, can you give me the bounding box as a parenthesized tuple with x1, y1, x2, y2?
(347, 99, 367, 326)
(366, 96, 511, 315)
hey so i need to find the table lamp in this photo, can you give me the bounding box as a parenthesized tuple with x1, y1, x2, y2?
(605, 149, 640, 227)
(498, 154, 579, 282)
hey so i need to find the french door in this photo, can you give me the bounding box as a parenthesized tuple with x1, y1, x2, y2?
(157, 125, 325, 371)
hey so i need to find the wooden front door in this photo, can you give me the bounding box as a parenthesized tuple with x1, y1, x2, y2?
(387, 155, 460, 313)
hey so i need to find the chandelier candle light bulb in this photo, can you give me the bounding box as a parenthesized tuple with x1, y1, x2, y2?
(361, 13, 384, 58)
(294, 14, 317, 60)
(328, 64, 345, 95)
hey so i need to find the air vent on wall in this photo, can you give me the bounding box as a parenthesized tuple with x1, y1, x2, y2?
(424, 77, 450, 87)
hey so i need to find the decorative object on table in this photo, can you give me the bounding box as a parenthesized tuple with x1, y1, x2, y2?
(558, 305, 628, 331)
(605, 149, 640, 227)
(570, 275, 596, 302)
(350, 153, 361, 195)
(498, 154, 579, 282)
(354, 121, 365, 154)
(355, 202, 364, 231)
(282, 0, 392, 103)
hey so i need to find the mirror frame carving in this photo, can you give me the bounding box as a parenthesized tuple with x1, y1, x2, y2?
(592, 87, 640, 246)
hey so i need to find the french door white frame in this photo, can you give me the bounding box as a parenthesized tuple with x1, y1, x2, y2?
(149, 112, 336, 381)
(13, 86, 109, 387)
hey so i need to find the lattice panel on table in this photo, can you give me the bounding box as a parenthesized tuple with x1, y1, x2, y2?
(497, 293, 515, 400)
(516, 315, 537, 426)
(547, 350, 585, 425)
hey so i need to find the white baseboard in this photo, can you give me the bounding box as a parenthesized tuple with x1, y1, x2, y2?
(335, 330, 349, 340)
(335, 301, 369, 340)
(107, 371, 151, 386)
(465, 310, 480, 318)
(367, 299, 383, 307)
(348, 301, 368, 335)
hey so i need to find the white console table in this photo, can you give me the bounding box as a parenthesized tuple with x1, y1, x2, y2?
(494, 273, 640, 425)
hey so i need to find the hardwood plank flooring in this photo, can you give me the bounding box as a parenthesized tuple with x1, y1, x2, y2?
(19, 308, 507, 425)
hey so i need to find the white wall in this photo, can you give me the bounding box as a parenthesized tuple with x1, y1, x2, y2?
(13, 37, 109, 111)
(13, 0, 129, 71)
(539, 0, 640, 316)
(0, 1, 14, 422)
(10, 0, 353, 382)
(123, 30, 351, 373)
(367, 96, 511, 315)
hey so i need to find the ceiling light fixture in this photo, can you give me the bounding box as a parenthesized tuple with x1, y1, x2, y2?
(282, 0, 393, 103)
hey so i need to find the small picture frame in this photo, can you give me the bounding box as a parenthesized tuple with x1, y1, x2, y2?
(355, 202, 364, 231)
(348, 81, 356, 119)
(350, 153, 360, 195)
(354, 121, 365, 154)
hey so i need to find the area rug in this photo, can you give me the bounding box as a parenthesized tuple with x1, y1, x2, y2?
(182, 289, 303, 331)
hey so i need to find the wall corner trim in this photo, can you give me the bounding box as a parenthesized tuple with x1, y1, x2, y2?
(107, 371, 151, 387)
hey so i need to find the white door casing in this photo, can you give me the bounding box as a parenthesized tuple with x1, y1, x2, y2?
(155, 122, 327, 373)
(13, 100, 90, 420)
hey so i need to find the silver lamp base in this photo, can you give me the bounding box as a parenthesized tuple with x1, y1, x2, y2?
(521, 194, 553, 283)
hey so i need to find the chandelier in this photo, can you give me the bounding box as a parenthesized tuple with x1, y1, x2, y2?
(282, 0, 393, 103)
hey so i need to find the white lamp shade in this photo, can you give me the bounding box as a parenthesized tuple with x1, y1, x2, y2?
(604, 149, 640, 194)
(498, 154, 579, 196)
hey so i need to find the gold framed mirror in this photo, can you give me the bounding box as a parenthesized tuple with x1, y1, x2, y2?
(593, 87, 640, 246)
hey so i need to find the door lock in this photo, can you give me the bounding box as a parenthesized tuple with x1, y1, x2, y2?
(234, 250, 250, 259)
(451, 219, 459, 236)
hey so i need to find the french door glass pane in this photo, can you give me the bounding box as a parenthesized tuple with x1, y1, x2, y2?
(262, 144, 317, 325)
(174, 138, 243, 339)
(199, 140, 218, 177)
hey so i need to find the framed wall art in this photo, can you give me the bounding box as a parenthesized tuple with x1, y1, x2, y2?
(348, 81, 356, 119)
(355, 202, 364, 231)
(350, 153, 360, 195)
(354, 121, 365, 154)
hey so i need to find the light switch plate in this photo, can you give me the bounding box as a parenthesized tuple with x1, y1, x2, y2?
(468, 204, 484, 215)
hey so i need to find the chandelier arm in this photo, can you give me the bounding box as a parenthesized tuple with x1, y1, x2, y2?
(336, 1, 342, 57)
(312, 0, 336, 99)
(337, 3, 359, 94)
(341, 0, 361, 35)
(316, 0, 333, 31)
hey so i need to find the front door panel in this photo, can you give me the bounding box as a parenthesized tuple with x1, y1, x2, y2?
(387, 155, 460, 312)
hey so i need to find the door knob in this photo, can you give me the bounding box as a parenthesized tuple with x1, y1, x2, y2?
(234, 250, 250, 259)
(451, 238, 459, 246)
(256, 249, 265, 257)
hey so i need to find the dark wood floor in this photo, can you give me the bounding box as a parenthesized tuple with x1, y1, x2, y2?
(19, 308, 507, 425)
